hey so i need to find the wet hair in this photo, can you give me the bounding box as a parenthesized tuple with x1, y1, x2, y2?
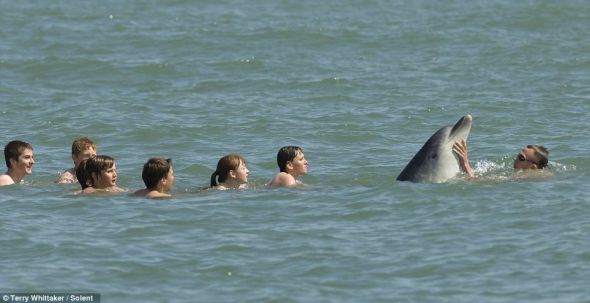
(71, 137, 96, 155)
(528, 145, 549, 169)
(210, 154, 245, 187)
(84, 155, 115, 186)
(142, 158, 172, 189)
(277, 146, 303, 172)
(76, 159, 91, 189)
(4, 140, 33, 169)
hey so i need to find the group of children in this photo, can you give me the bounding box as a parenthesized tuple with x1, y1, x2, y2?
(0, 137, 552, 195)
(0, 138, 309, 198)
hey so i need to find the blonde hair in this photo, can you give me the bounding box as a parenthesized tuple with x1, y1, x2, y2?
(71, 137, 96, 155)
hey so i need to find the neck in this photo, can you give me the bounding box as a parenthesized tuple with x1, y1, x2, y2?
(94, 182, 113, 190)
(7, 169, 26, 184)
(148, 184, 165, 193)
(219, 178, 242, 189)
(285, 170, 300, 179)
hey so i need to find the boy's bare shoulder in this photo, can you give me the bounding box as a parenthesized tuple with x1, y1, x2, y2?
(132, 188, 150, 197)
(0, 174, 15, 186)
(132, 189, 171, 199)
(146, 191, 172, 199)
(267, 172, 297, 187)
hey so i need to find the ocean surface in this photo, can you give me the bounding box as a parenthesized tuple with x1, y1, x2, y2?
(1, 0, 589, 302)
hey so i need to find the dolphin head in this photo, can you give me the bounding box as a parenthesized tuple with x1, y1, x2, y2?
(447, 114, 472, 144)
(397, 114, 472, 183)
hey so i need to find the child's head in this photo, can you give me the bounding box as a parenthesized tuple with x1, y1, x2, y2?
(142, 158, 173, 191)
(210, 154, 247, 187)
(71, 137, 97, 168)
(85, 155, 117, 189)
(4, 140, 33, 169)
(277, 146, 303, 172)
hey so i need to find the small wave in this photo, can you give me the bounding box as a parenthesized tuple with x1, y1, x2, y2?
(473, 159, 506, 175)
(466, 157, 577, 183)
(210, 57, 264, 67)
(548, 161, 576, 172)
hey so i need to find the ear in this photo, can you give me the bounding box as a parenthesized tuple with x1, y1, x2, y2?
(8, 158, 17, 169)
(229, 169, 237, 179)
(285, 161, 294, 170)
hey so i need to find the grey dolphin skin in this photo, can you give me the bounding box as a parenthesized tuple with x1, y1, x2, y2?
(397, 114, 472, 183)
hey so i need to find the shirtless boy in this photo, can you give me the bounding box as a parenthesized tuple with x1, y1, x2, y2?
(133, 158, 174, 198)
(0, 140, 35, 186)
(58, 137, 96, 184)
(77, 155, 125, 194)
(267, 146, 308, 188)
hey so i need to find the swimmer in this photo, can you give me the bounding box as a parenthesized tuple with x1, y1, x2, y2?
(77, 155, 125, 194)
(453, 140, 550, 178)
(267, 146, 308, 188)
(0, 140, 35, 187)
(210, 154, 249, 190)
(133, 158, 174, 199)
(58, 137, 97, 184)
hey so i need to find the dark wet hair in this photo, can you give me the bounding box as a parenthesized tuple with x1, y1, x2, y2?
(142, 158, 172, 189)
(76, 159, 91, 189)
(277, 146, 303, 172)
(4, 140, 33, 169)
(210, 154, 245, 187)
(528, 145, 549, 169)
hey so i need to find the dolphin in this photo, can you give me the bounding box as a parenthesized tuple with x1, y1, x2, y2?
(397, 114, 472, 183)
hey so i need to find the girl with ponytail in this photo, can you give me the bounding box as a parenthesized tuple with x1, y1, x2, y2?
(210, 154, 249, 190)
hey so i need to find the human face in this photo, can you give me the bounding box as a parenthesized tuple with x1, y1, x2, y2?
(163, 167, 174, 191)
(513, 147, 540, 170)
(73, 147, 96, 168)
(13, 148, 35, 175)
(234, 162, 249, 184)
(289, 152, 308, 176)
(93, 164, 118, 188)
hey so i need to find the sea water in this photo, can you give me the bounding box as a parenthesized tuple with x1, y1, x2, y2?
(1, 0, 589, 302)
